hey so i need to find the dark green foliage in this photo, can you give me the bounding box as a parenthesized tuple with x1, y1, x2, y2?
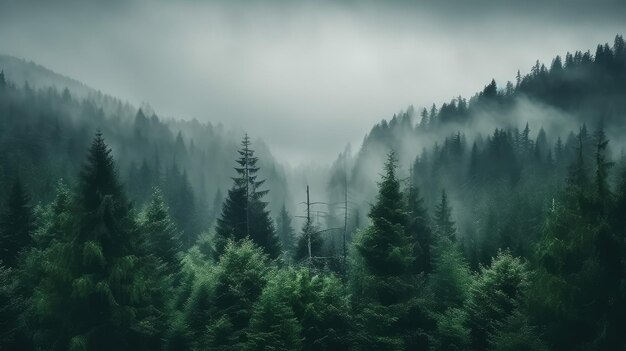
(356, 152, 412, 277)
(2, 35, 626, 351)
(140, 187, 182, 274)
(0, 179, 34, 267)
(0, 262, 29, 350)
(429, 239, 471, 313)
(26, 133, 161, 350)
(433, 189, 455, 242)
(164, 164, 198, 249)
(294, 215, 324, 266)
(489, 311, 548, 351)
(528, 129, 626, 350)
(215, 135, 280, 259)
(245, 271, 302, 351)
(351, 151, 425, 350)
(466, 251, 530, 350)
(276, 204, 296, 259)
(432, 307, 470, 351)
(405, 180, 433, 273)
(255, 268, 352, 351)
(196, 240, 270, 350)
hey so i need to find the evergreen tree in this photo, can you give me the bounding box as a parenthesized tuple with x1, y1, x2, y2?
(0, 179, 34, 267)
(210, 188, 224, 225)
(215, 134, 280, 259)
(276, 204, 296, 258)
(351, 151, 421, 350)
(468, 142, 480, 182)
(204, 240, 270, 350)
(0, 262, 30, 349)
(433, 189, 456, 242)
(429, 240, 471, 313)
(140, 187, 182, 274)
(405, 180, 433, 274)
(245, 271, 302, 351)
(248, 267, 351, 351)
(44, 179, 72, 244)
(164, 164, 197, 249)
(294, 211, 323, 266)
(593, 126, 613, 206)
(529, 132, 625, 350)
(27, 133, 159, 350)
(465, 251, 530, 350)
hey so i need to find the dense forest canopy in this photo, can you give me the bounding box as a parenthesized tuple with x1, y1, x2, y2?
(1, 34, 626, 350)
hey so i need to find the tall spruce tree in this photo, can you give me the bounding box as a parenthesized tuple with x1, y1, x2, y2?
(215, 134, 280, 259)
(0, 178, 34, 267)
(405, 180, 433, 274)
(351, 151, 419, 350)
(28, 132, 159, 350)
(429, 188, 471, 349)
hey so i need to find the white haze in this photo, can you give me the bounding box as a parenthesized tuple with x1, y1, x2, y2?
(0, 0, 624, 166)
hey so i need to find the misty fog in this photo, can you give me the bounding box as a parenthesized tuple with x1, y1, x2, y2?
(1, 0, 624, 165)
(2, 1, 626, 350)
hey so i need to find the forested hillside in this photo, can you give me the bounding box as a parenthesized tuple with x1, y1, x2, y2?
(1, 35, 626, 350)
(0, 63, 291, 246)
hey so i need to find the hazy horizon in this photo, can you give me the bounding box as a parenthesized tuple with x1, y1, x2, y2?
(1, 0, 624, 166)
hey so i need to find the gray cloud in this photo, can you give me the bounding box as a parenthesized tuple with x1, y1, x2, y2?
(0, 0, 624, 165)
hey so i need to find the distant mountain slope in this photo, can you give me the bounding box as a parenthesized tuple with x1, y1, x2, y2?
(0, 57, 291, 243)
(0, 55, 95, 98)
(326, 34, 626, 230)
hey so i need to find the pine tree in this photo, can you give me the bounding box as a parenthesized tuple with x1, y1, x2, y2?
(294, 215, 323, 266)
(351, 151, 419, 350)
(418, 108, 429, 129)
(529, 132, 625, 349)
(210, 189, 224, 225)
(593, 126, 613, 206)
(429, 240, 471, 313)
(28, 132, 159, 350)
(164, 164, 197, 249)
(29, 179, 72, 251)
(0, 262, 29, 349)
(433, 189, 455, 242)
(245, 271, 302, 351)
(0, 179, 34, 267)
(468, 142, 480, 182)
(275, 204, 296, 258)
(204, 240, 271, 350)
(0, 69, 6, 88)
(405, 180, 433, 274)
(565, 127, 592, 208)
(247, 267, 351, 351)
(429, 187, 471, 350)
(466, 251, 530, 350)
(215, 134, 280, 259)
(140, 187, 182, 274)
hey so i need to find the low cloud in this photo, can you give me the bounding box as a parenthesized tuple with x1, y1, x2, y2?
(0, 0, 624, 165)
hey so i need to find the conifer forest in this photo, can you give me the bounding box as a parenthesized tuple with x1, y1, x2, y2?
(1, 1, 626, 350)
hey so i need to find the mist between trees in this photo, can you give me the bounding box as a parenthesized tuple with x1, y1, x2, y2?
(0, 35, 626, 350)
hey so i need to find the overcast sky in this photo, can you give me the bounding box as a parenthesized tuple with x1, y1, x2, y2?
(1, 0, 625, 165)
